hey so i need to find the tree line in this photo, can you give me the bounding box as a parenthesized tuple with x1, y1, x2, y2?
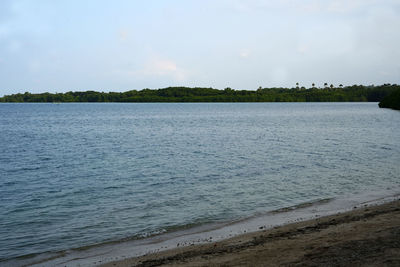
(0, 84, 398, 103)
(378, 88, 400, 110)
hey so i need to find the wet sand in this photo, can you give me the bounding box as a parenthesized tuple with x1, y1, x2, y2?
(102, 199, 400, 267)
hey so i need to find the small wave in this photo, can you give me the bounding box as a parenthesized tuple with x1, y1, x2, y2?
(72, 217, 220, 252)
(103, 185, 123, 190)
(270, 198, 334, 214)
(4, 166, 42, 173)
(1, 251, 64, 267)
(2, 181, 18, 186)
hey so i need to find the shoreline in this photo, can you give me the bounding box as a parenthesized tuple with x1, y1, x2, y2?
(103, 198, 400, 266)
(6, 190, 399, 266)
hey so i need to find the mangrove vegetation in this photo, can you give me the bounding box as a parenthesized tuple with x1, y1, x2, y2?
(378, 88, 400, 110)
(0, 84, 399, 103)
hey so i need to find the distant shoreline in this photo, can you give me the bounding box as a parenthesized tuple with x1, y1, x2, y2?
(1, 84, 398, 103)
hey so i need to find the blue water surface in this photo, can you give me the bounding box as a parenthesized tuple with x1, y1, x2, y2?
(0, 102, 399, 261)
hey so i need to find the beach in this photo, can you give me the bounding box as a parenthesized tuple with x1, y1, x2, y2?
(2, 0, 400, 265)
(102, 199, 400, 267)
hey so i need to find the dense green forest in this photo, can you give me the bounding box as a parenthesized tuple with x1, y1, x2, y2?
(378, 88, 400, 110)
(0, 84, 399, 103)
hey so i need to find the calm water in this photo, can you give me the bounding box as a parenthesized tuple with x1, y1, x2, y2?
(0, 103, 399, 263)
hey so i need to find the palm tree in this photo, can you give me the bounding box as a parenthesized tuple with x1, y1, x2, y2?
(330, 84, 334, 89)
(312, 83, 315, 88)
(324, 82, 328, 88)
(339, 84, 343, 88)
(296, 82, 299, 89)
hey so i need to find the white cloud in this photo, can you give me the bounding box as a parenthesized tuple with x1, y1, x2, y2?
(143, 58, 187, 82)
(118, 29, 128, 41)
(114, 57, 187, 83)
(230, 0, 384, 15)
(295, 1, 323, 13)
(327, 0, 376, 13)
(145, 59, 177, 74)
(240, 49, 250, 58)
(296, 44, 308, 54)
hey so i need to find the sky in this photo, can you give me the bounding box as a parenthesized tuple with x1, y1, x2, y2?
(0, 0, 399, 95)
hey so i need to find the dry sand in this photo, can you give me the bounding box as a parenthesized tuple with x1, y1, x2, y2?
(102, 199, 400, 266)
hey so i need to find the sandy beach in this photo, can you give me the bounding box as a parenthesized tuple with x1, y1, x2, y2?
(102, 199, 400, 267)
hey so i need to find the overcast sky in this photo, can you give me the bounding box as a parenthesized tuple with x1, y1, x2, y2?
(0, 0, 399, 95)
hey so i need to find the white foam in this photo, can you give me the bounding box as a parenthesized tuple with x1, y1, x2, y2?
(21, 187, 400, 267)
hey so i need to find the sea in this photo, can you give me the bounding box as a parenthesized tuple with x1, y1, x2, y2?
(0, 102, 399, 266)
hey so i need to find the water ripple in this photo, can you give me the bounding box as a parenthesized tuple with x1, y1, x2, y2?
(0, 102, 399, 262)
